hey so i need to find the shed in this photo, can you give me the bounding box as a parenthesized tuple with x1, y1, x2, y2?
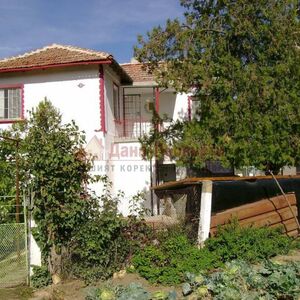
(153, 175, 300, 245)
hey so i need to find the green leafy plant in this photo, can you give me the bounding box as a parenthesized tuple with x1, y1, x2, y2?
(181, 260, 300, 299)
(132, 222, 293, 285)
(136, 0, 300, 172)
(70, 197, 129, 283)
(209, 260, 300, 299)
(128, 191, 150, 217)
(86, 283, 177, 300)
(205, 220, 292, 263)
(69, 181, 154, 284)
(0, 100, 97, 278)
(31, 265, 52, 288)
(132, 232, 217, 285)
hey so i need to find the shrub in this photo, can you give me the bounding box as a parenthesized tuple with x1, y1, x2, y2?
(132, 221, 293, 285)
(69, 190, 130, 284)
(205, 220, 292, 263)
(31, 265, 52, 288)
(132, 233, 218, 285)
(69, 188, 153, 284)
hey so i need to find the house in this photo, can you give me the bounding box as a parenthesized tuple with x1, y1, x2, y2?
(0, 44, 190, 215)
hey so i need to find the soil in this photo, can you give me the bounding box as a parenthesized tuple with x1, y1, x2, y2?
(1, 249, 299, 300)
(0, 285, 33, 300)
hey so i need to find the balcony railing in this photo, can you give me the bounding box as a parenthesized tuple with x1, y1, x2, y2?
(115, 119, 152, 140)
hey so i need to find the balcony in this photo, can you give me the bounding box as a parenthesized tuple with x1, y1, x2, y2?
(114, 119, 152, 141)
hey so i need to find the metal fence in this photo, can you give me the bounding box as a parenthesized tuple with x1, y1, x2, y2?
(0, 196, 28, 288)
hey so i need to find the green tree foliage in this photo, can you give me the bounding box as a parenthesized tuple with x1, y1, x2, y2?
(0, 126, 26, 223)
(136, 0, 300, 172)
(0, 100, 153, 283)
(0, 100, 94, 276)
(24, 100, 91, 273)
(132, 222, 292, 285)
(24, 100, 94, 276)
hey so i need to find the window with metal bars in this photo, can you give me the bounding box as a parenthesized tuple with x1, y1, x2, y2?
(0, 87, 22, 120)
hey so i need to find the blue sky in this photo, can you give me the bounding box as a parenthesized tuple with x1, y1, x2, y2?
(0, 0, 184, 63)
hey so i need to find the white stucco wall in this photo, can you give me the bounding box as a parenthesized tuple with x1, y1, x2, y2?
(0, 66, 101, 142)
(0, 66, 190, 216)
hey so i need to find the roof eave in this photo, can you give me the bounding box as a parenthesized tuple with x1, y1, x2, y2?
(0, 59, 113, 74)
(110, 59, 133, 85)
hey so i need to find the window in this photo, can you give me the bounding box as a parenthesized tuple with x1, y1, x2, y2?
(0, 86, 22, 121)
(113, 84, 120, 121)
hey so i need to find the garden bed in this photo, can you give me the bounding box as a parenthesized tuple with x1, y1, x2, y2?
(3, 249, 299, 300)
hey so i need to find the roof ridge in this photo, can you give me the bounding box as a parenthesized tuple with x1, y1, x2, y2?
(51, 44, 112, 58)
(0, 44, 112, 62)
(121, 62, 145, 66)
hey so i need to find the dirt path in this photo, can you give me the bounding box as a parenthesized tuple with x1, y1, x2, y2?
(0, 286, 33, 300)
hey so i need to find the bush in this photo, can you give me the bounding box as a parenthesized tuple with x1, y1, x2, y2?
(132, 233, 218, 285)
(69, 188, 153, 284)
(205, 220, 292, 263)
(31, 265, 52, 288)
(132, 222, 293, 285)
(70, 203, 130, 283)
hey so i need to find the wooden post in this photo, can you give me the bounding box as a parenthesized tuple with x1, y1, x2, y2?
(197, 180, 213, 247)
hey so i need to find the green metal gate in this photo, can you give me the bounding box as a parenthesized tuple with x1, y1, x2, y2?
(0, 196, 28, 287)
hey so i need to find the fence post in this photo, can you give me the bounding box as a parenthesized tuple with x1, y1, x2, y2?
(29, 192, 42, 278)
(23, 194, 30, 286)
(197, 180, 213, 248)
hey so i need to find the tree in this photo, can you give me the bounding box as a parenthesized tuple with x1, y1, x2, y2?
(25, 100, 94, 277)
(136, 0, 300, 173)
(0, 100, 94, 278)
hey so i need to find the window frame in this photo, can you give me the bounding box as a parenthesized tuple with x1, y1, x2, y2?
(0, 84, 24, 124)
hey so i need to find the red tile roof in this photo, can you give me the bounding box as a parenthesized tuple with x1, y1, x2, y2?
(0, 44, 112, 71)
(0, 44, 132, 83)
(121, 62, 154, 82)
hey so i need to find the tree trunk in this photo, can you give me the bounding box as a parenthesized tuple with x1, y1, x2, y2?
(48, 245, 62, 284)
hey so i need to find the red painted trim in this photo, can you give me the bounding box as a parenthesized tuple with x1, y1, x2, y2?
(0, 119, 24, 124)
(0, 83, 23, 89)
(21, 84, 25, 119)
(155, 87, 160, 113)
(0, 60, 112, 74)
(188, 96, 192, 121)
(99, 65, 106, 133)
(0, 83, 25, 124)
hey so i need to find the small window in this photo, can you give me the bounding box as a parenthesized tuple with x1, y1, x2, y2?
(113, 84, 120, 121)
(0, 87, 22, 121)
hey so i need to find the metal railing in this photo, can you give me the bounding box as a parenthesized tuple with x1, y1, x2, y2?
(115, 119, 152, 139)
